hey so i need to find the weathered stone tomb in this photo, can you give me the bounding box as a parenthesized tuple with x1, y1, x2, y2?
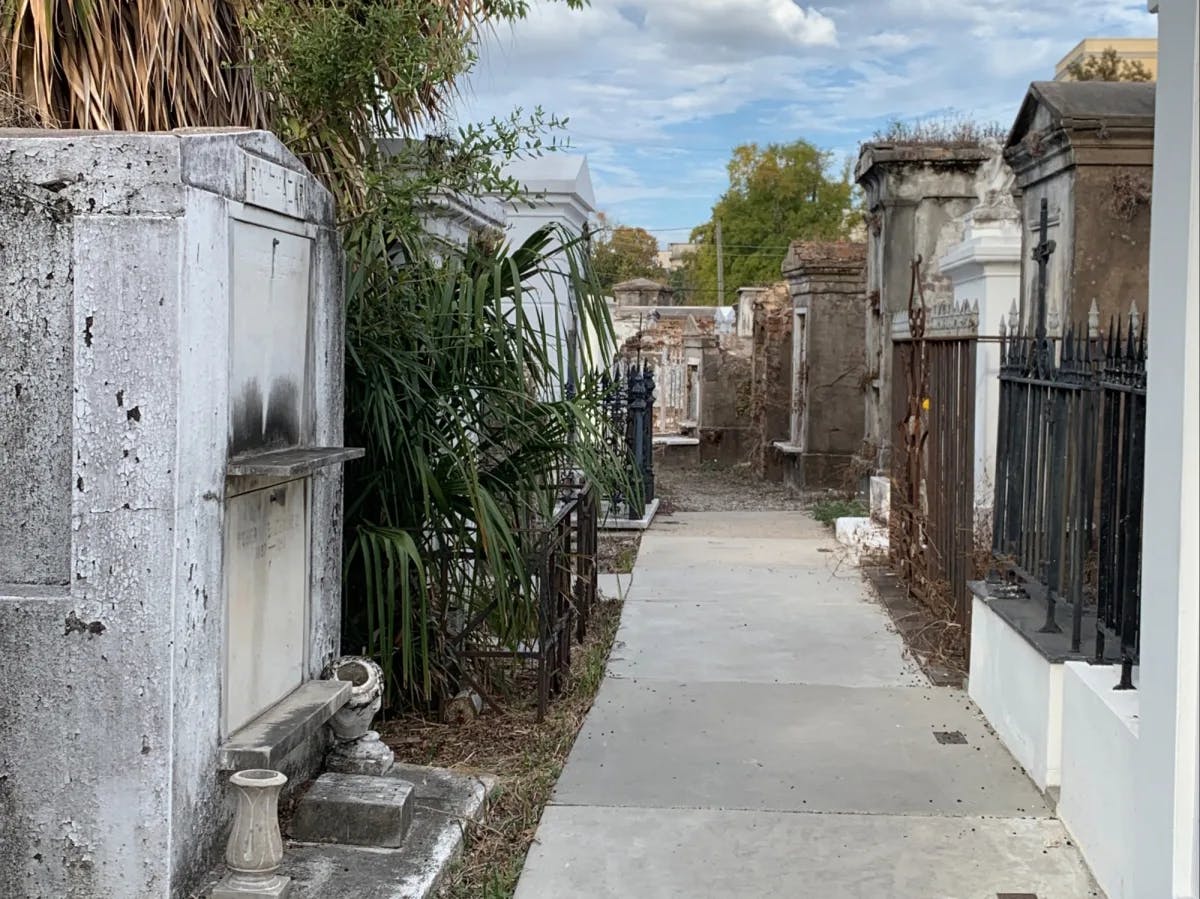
(776, 241, 867, 491)
(0, 129, 357, 897)
(1005, 80, 1155, 333)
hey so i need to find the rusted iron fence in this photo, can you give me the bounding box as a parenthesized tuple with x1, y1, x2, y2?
(991, 311, 1147, 687)
(890, 292, 979, 647)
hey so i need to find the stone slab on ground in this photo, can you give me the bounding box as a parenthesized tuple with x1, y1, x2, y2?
(598, 498, 660, 531)
(552, 678, 1050, 817)
(834, 515, 889, 557)
(515, 806, 1101, 899)
(200, 764, 492, 899)
(289, 772, 414, 848)
(608, 598, 925, 687)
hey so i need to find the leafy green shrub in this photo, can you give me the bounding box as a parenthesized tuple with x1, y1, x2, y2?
(810, 498, 868, 527)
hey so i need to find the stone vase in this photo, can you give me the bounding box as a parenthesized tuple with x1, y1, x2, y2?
(322, 656, 394, 776)
(214, 769, 291, 897)
(323, 656, 383, 741)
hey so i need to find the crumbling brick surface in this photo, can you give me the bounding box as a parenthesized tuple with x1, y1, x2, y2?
(748, 284, 793, 478)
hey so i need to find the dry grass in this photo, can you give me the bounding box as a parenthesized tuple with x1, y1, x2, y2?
(870, 115, 1006, 148)
(892, 585, 967, 682)
(597, 532, 641, 574)
(378, 597, 624, 899)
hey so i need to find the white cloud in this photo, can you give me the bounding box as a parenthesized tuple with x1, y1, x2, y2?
(644, 0, 838, 53)
(456, 0, 1157, 231)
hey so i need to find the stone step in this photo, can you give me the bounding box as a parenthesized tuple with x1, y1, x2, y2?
(290, 773, 414, 848)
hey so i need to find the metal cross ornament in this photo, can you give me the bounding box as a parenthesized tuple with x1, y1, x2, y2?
(1031, 197, 1057, 340)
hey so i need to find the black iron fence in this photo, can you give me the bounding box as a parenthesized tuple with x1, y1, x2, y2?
(1095, 323, 1147, 687)
(603, 359, 656, 519)
(991, 311, 1146, 687)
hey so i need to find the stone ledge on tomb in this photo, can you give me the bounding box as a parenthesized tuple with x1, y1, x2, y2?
(653, 435, 700, 446)
(226, 446, 365, 478)
(218, 680, 351, 771)
(771, 440, 804, 456)
(966, 580, 1119, 665)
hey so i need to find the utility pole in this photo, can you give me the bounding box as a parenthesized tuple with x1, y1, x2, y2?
(715, 219, 725, 306)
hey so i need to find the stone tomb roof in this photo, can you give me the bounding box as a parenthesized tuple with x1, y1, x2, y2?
(613, 277, 671, 290)
(782, 240, 866, 276)
(1005, 81, 1155, 184)
(1006, 81, 1155, 148)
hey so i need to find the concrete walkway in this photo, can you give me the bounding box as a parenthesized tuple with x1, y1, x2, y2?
(515, 511, 1102, 898)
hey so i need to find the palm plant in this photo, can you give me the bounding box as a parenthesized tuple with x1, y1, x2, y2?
(342, 217, 630, 703)
(3, 0, 496, 130)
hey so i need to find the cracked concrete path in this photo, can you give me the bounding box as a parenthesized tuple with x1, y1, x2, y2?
(515, 511, 1102, 899)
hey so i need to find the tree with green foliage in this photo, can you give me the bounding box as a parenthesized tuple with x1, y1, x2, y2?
(688, 140, 855, 305)
(1065, 46, 1153, 82)
(590, 220, 667, 290)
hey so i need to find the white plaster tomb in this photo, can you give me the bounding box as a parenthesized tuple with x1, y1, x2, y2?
(0, 128, 358, 898)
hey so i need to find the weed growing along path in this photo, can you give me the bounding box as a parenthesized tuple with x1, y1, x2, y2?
(379, 597, 623, 899)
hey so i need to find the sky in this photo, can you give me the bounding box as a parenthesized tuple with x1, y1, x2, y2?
(457, 0, 1156, 245)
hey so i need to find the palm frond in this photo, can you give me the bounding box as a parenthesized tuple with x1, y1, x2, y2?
(342, 223, 628, 704)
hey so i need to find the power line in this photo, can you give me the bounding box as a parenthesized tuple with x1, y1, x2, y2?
(591, 225, 796, 252)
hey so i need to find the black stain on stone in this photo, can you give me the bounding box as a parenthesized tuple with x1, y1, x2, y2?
(116, 389, 124, 407)
(76, 476, 83, 492)
(126, 405, 141, 422)
(64, 611, 105, 637)
(83, 315, 94, 347)
(229, 377, 300, 455)
(13, 383, 20, 399)
(229, 379, 264, 456)
(264, 378, 300, 447)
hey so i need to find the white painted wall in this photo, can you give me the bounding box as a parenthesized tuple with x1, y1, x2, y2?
(968, 596, 1063, 790)
(496, 156, 597, 376)
(938, 212, 1021, 506)
(1137, 3, 1200, 898)
(1059, 662, 1139, 899)
(419, 191, 507, 264)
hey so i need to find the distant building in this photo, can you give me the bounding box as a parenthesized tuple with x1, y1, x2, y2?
(656, 242, 698, 272)
(1055, 37, 1158, 80)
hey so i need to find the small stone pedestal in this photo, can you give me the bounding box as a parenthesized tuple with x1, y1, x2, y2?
(290, 773, 415, 848)
(327, 730, 395, 776)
